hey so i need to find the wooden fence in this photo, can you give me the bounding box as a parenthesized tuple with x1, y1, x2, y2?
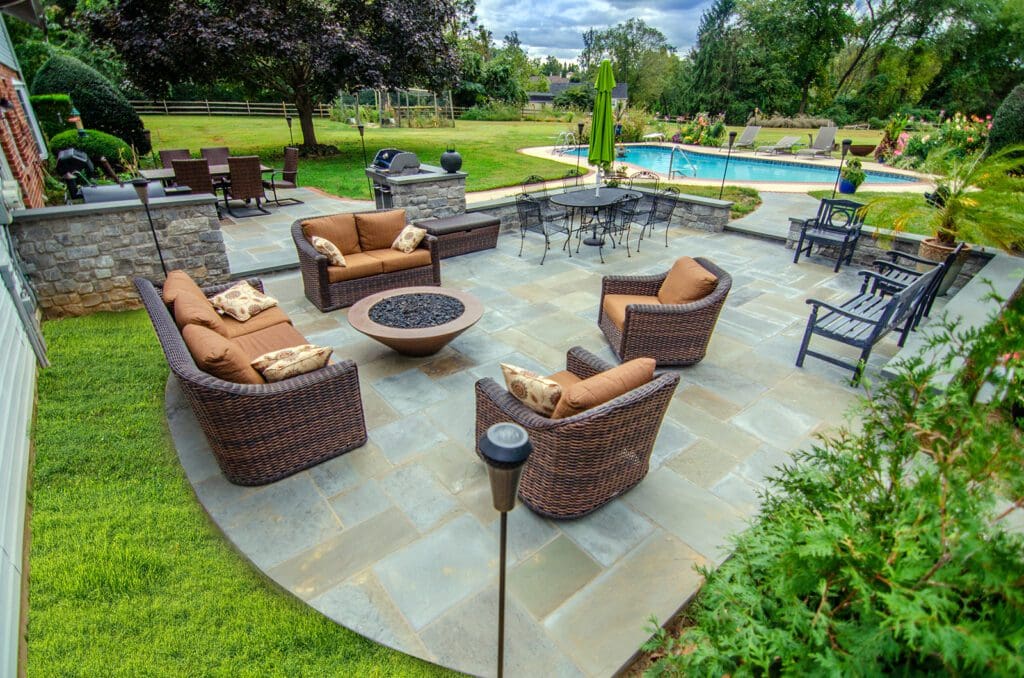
(130, 100, 333, 117)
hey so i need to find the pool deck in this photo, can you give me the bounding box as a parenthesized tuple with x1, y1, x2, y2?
(173, 192, 941, 677)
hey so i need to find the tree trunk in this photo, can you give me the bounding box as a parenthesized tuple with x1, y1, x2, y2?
(798, 81, 810, 115)
(293, 85, 318, 147)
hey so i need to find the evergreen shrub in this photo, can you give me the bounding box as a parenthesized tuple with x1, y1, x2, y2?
(32, 54, 150, 154)
(988, 83, 1024, 154)
(29, 94, 74, 141)
(646, 298, 1024, 675)
(49, 129, 133, 170)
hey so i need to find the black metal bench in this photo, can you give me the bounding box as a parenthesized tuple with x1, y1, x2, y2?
(796, 263, 945, 384)
(793, 198, 865, 272)
(414, 212, 500, 258)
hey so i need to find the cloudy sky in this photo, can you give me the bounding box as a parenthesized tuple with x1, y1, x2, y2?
(474, 0, 712, 61)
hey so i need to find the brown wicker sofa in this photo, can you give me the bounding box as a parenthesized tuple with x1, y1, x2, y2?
(135, 274, 367, 486)
(475, 347, 679, 519)
(599, 257, 732, 366)
(292, 208, 441, 311)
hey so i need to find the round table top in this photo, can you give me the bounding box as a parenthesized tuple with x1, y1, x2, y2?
(549, 187, 640, 209)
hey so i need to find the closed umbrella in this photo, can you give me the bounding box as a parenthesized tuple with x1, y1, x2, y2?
(588, 59, 616, 196)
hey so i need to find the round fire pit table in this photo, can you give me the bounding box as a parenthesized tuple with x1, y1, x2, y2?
(347, 286, 483, 357)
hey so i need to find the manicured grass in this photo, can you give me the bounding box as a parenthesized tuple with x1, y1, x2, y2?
(808, 189, 933, 237)
(143, 116, 578, 200)
(28, 310, 454, 677)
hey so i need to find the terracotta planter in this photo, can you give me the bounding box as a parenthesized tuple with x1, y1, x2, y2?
(918, 237, 971, 296)
(848, 144, 876, 157)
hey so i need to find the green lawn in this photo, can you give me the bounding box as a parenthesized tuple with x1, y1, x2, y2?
(143, 116, 577, 200)
(808, 189, 934, 237)
(28, 310, 455, 677)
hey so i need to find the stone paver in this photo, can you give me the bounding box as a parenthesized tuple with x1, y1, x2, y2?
(167, 191, 920, 676)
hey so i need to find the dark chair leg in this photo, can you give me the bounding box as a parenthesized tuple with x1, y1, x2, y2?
(518, 230, 526, 258)
(794, 232, 806, 264)
(795, 311, 817, 367)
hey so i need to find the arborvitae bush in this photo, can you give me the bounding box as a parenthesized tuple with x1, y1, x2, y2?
(32, 54, 150, 154)
(49, 129, 132, 170)
(29, 93, 74, 141)
(988, 83, 1024, 154)
(646, 296, 1024, 675)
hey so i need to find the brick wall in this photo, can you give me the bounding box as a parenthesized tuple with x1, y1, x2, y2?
(0, 64, 46, 208)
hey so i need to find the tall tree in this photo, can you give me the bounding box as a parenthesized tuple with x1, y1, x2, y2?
(576, 19, 674, 108)
(89, 0, 461, 148)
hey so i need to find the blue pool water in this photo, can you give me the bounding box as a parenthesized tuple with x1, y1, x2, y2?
(571, 145, 916, 184)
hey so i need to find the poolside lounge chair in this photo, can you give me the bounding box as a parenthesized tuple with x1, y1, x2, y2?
(756, 135, 802, 155)
(795, 127, 838, 158)
(723, 126, 760, 151)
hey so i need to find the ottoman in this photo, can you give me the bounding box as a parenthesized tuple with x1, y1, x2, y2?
(414, 212, 500, 258)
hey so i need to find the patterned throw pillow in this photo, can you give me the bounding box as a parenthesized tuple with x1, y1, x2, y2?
(251, 344, 333, 383)
(500, 363, 562, 417)
(391, 225, 427, 254)
(209, 282, 278, 322)
(311, 235, 346, 266)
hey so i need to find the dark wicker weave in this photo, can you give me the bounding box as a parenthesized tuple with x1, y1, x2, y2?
(291, 212, 442, 312)
(201, 146, 230, 165)
(263, 146, 302, 206)
(134, 276, 368, 486)
(475, 346, 679, 519)
(224, 155, 270, 216)
(159, 148, 190, 169)
(430, 224, 499, 258)
(598, 256, 732, 366)
(171, 158, 216, 195)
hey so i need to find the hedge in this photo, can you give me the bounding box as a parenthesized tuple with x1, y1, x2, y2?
(32, 54, 150, 154)
(49, 129, 133, 170)
(988, 83, 1024, 154)
(29, 93, 74, 142)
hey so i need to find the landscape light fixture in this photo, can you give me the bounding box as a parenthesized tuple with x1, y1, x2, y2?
(832, 138, 853, 199)
(357, 123, 373, 198)
(285, 115, 294, 146)
(478, 422, 533, 678)
(719, 130, 737, 200)
(132, 178, 168, 277)
(68, 106, 83, 130)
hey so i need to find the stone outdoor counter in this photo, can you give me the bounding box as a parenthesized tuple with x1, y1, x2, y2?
(11, 194, 229, 317)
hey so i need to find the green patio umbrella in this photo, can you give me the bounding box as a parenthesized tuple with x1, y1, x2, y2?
(588, 59, 616, 195)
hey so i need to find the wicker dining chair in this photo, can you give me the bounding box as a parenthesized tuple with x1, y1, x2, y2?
(159, 148, 190, 169)
(200, 146, 230, 165)
(171, 158, 217, 195)
(223, 155, 270, 217)
(262, 146, 303, 205)
(475, 346, 679, 519)
(599, 256, 732, 365)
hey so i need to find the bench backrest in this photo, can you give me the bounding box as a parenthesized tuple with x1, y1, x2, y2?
(810, 198, 865, 235)
(871, 263, 944, 340)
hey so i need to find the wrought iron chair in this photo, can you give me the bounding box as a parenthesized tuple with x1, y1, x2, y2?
(600, 193, 640, 259)
(793, 198, 866, 272)
(222, 156, 270, 217)
(515, 193, 569, 265)
(636, 189, 679, 251)
(628, 170, 660, 191)
(561, 168, 585, 191)
(263, 146, 303, 206)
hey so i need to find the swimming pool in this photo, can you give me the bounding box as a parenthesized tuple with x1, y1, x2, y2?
(570, 145, 917, 184)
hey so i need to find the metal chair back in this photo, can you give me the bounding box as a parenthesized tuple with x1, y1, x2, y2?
(628, 171, 659, 191)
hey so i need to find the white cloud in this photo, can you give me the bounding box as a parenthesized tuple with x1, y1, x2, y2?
(475, 0, 712, 60)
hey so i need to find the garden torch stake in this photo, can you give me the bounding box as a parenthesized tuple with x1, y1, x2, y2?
(719, 131, 737, 200)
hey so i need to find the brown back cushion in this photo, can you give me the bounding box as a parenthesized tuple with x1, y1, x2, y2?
(162, 269, 205, 306)
(355, 209, 407, 251)
(173, 292, 227, 336)
(657, 257, 718, 305)
(302, 213, 361, 255)
(551, 357, 656, 419)
(181, 324, 264, 384)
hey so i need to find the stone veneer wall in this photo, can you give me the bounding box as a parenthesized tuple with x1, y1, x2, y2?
(785, 217, 991, 291)
(11, 195, 229, 317)
(389, 175, 467, 222)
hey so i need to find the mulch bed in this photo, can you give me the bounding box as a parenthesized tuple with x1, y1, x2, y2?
(369, 293, 465, 329)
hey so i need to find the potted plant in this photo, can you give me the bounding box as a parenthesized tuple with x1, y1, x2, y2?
(838, 158, 866, 193)
(865, 143, 1024, 294)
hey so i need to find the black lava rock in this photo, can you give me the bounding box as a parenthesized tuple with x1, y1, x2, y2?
(369, 293, 465, 329)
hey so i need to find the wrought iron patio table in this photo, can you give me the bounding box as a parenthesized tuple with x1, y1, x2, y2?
(550, 187, 640, 247)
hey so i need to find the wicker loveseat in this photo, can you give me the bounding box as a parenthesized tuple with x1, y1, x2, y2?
(135, 274, 367, 486)
(292, 208, 441, 311)
(475, 347, 679, 519)
(598, 257, 732, 366)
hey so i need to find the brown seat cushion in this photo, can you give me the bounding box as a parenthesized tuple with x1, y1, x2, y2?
(545, 369, 581, 392)
(355, 209, 407, 251)
(173, 292, 227, 335)
(551, 357, 656, 419)
(657, 257, 718, 305)
(162, 269, 206, 306)
(233, 322, 310, 362)
(302, 213, 361, 255)
(364, 248, 432, 273)
(181, 324, 264, 384)
(602, 294, 661, 329)
(327, 252, 385, 283)
(220, 306, 293, 339)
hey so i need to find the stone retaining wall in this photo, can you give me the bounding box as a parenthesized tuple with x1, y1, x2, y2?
(11, 195, 228, 317)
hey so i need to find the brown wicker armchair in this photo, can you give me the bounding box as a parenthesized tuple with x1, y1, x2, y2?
(598, 256, 732, 366)
(291, 212, 442, 311)
(475, 346, 679, 519)
(159, 148, 190, 169)
(135, 275, 368, 486)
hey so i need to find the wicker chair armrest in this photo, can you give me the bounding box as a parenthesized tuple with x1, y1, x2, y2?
(187, 357, 361, 396)
(565, 345, 616, 379)
(291, 220, 330, 271)
(475, 378, 567, 431)
(601, 272, 666, 297)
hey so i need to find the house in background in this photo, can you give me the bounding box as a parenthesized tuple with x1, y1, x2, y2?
(527, 77, 629, 111)
(0, 1, 49, 676)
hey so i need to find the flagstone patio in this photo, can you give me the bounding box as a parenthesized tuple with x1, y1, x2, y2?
(172, 196, 926, 676)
